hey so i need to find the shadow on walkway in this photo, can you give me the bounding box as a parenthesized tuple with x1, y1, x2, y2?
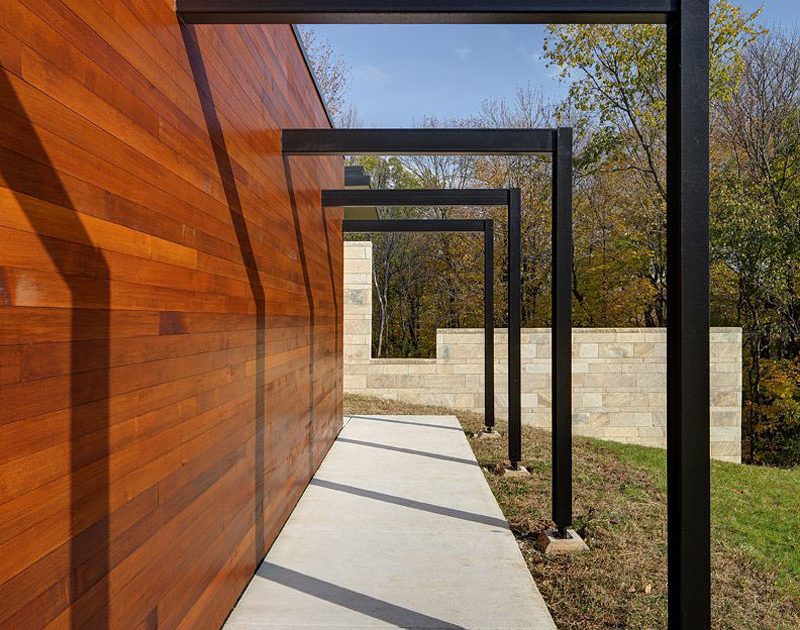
(310, 478, 508, 529)
(256, 563, 466, 629)
(348, 414, 466, 432)
(336, 436, 479, 466)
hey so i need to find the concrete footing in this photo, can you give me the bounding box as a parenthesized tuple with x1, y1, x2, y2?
(477, 429, 502, 440)
(503, 465, 531, 478)
(537, 529, 589, 556)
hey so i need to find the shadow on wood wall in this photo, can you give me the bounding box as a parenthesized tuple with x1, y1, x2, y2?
(181, 24, 269, 566)
(0, 68, 110, 628)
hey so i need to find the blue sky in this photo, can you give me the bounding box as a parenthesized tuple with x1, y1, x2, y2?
(309, 1, 800, 127)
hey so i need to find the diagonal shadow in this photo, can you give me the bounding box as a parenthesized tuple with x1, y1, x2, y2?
(309, 479, 508, 529)
(181, 25, 268, 566)
(348, 414, 466, 432)
(255, 563, 467, 629)
(283, 156, 316, 476)
(0, 70, 109, 627)
(336, 437, 478, 467)
(322, 207, 341, 443)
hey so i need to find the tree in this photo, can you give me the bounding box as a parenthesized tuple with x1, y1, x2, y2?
(542, 1, 764, 325)
(713, 29, 800, 464)
(297, 26, 354, 125)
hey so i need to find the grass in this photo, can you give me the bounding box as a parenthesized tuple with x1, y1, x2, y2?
(344, 394, 800, 630)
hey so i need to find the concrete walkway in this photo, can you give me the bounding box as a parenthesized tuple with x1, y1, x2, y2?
(224, 415, 557, 629)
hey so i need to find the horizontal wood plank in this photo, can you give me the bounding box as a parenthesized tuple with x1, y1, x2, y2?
(0, 2, 342, 627)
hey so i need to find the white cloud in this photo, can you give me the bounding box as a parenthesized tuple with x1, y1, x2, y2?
(454, 46, 473, 60)
(353, 64, 391, 86)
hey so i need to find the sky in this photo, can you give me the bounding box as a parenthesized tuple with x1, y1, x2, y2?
(309, 1, 800, 127)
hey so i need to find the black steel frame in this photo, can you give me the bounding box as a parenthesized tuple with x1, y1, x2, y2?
(318, 147, 572, 494)
(298, 133, 571, 498)
(324, 189, 513, 437)
(305, 136, 573, 518)
(179, 3, 711, 627)
(338, 216, 495, 431)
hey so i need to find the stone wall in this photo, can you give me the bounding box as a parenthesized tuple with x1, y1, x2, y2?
(344, 242, 742, 463)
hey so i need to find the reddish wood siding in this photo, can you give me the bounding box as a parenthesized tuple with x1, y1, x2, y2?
(0, 1, 343, 627)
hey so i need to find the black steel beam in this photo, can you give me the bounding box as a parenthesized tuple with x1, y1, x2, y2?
(551, 128, 573, 534)
(342, 219, 486, 233)
(324, 188, 510, 208)
(507, 188, 522, 468)
(177, 1, 675, 25)
(666, 1, 711, 628)
(484, 219, 495, 431)
(284, 129, 555, 156)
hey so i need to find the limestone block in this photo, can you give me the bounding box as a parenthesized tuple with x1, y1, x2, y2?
(583, 373, 611, 389)
(604, 426, 641, 438)
(522, 331, 550, 344)
(711, 409, 740, 427)
(450, 364, 485, 375)
(711, 342, 741, 359)
(582, 331, 617, 342)
(344, 319, 372, 334)
(572, 412, 591, 426)
(632, 413, 654, 426)
(465, 375, 485, 390)
(345, 363, 371, 375)
(586, 360, 613, 373)
(613, 332, 642, 343)
(600, 343, 635, 358)
(710, 441, 741, 461)
(343, 375, 367, 390)
(577, 392, 603, 409)
(636, 373, 665, 389)
(523, 362, 550, 374)
(638, 427, 664, 438)
(711, 390, 740, 407)
(344, 345, 371, 359)
(711, 426, 741, 441)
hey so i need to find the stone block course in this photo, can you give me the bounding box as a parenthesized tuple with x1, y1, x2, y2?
(344, 242, 743, 463)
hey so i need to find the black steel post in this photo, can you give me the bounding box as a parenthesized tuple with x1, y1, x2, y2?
(484, 219, 495, 431)
(508, 189, 522, 468)
(666, 1, 711, 628)
(552, 128, 574, 534)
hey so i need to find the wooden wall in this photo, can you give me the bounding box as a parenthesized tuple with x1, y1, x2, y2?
(0, 1, 343, 628)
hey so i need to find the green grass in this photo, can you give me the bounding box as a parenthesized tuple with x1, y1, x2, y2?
(344, 394, 800, 630)
(604, 440, 800, 594)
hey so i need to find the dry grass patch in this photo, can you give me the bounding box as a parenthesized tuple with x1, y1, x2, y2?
(344, 394, 800, 630)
